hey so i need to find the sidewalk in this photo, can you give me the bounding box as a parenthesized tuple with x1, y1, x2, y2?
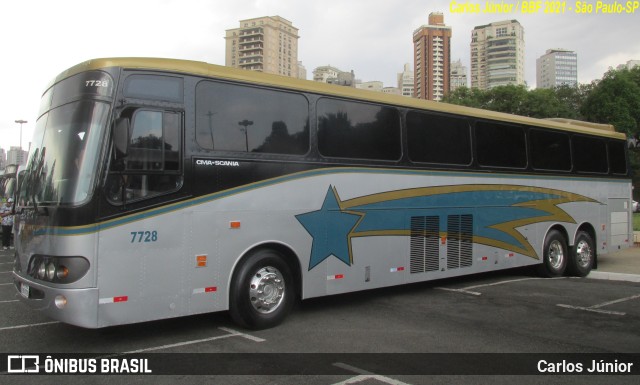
(591, 245, 640, 283)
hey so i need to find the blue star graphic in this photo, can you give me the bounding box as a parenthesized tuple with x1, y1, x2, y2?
(296, 186, 363, 270)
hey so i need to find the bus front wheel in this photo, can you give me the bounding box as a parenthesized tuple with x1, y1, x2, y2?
(537, 230, 568, 277)
(229, 249, 295, 330)
(567, 231, 595, 277)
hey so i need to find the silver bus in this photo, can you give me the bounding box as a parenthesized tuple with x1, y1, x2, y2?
(13, 58, 632, 329)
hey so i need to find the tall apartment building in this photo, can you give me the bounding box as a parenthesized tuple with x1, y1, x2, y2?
(397, 63, 414, 97)
(470, 20, 525, 90)
(536, 49, 578, 89)
(450, 59, 468, 92)
(7, 146, 27, 166)
(0, 148, 6, 171)
(413, 12, 451, 101)
(225, 16, 300, 78)
(297, 61, 307, 80)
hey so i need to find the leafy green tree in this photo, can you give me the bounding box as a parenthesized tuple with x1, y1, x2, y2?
(581, 67, 640, 136)
(442, 86, 487, 109)
(444, 84, 579, 119)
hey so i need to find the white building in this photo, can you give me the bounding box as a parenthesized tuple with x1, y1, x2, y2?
(397, 63, 414, 97)
(313, 66, 355, 87)
(297, 61, 307, 80)
(7, 146, 27, 166)
(313, 65, 342, 83)
(450, 59, 468, 91)
(0, 148, 6, 171)
(616, 60, 640, 70)
(536, 49, 578, 89)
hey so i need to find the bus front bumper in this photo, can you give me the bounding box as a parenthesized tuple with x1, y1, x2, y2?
(12, 272, 99, 329)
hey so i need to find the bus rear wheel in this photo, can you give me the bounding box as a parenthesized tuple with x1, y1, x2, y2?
(537, 230, 568, 278)
(229, 249, 295, 330)
(567, 231, 595, 277)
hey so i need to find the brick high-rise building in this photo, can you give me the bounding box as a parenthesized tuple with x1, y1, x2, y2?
(413, 12, 451, 101)
(225, 16, 300, 78)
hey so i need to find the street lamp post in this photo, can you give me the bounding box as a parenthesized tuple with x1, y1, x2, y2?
(238, 119, 253, 152)
(15, 119, 27, 150)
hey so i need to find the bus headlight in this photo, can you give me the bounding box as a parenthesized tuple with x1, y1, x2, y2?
(37, 262, 46, 280)
(27, 256, 90, 284)
(46, 263, 56, 281)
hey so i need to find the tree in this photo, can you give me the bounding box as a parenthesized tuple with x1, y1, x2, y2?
(444, 84, 579, 119)
(581, 67, 640, 136)
(443, 86, 488, 109)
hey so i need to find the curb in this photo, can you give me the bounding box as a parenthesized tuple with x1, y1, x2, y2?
(588, 271, 640, 283)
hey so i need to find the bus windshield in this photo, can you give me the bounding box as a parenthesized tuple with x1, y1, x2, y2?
(20, 100, 109, 205)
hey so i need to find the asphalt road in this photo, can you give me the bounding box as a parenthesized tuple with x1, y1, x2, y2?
(1, 248, 639, 384)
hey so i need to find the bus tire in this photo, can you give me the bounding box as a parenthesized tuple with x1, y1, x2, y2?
(537, 230, 568, 278)
(229, 249, 295, 330)
(567, 231, 595, 277)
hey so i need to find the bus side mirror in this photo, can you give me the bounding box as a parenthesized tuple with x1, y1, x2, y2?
(113, 117, 130, 159)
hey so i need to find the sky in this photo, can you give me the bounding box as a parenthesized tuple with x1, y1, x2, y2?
(1, 0, 639, 154)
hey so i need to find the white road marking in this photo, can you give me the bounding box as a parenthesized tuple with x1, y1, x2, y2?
(0, 321, 60, 332)
(436, 277, 564, 296)
(434, 287, 481, 296)
(332, 362, 413, 385)
(219, 326, 266, 342)
(123, 327, 265, 354)
(557, 293, 640, 316)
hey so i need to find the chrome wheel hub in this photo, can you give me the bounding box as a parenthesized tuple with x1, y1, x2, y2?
(249, 266, 285, 314)
(548, 240, 564, 270)
(575, 240, 592, 268)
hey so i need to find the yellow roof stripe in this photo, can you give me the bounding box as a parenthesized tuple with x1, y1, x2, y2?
(51, 57, 626, 140)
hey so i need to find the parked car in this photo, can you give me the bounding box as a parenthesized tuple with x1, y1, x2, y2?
(634, 200, 639, 213)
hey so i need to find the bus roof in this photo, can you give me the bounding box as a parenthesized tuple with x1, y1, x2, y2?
(51, 57, 626, 140)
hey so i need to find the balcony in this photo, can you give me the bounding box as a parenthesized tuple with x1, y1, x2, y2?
(239, 36, 264, 44)
(239, 58, 264, 66)
(240, 28, 263, 37)
(239, 43, 263, 52)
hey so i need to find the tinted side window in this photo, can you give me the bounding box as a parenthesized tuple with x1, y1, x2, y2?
(608, 140, 627, 175)
(106, 109, 183, 204)
(317, 98, 401, 160)
(530, 129, 571, 171)
(573, 135, 607, 173)
(476, 121, 527, 168)
(128, 110, 181, 171)
(407, 111, 471, 165)
(124, 75, 183, 103)
(196, 81, 309, 155)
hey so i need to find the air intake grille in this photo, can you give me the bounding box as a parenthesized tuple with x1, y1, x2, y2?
(410, 216, 440, 273)
(446, 214, 473, 270)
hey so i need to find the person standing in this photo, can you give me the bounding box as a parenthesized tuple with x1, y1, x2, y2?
(1, 198, 14, 250)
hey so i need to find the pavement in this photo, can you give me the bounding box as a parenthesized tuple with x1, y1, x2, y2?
(591, 245, 640, 282)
